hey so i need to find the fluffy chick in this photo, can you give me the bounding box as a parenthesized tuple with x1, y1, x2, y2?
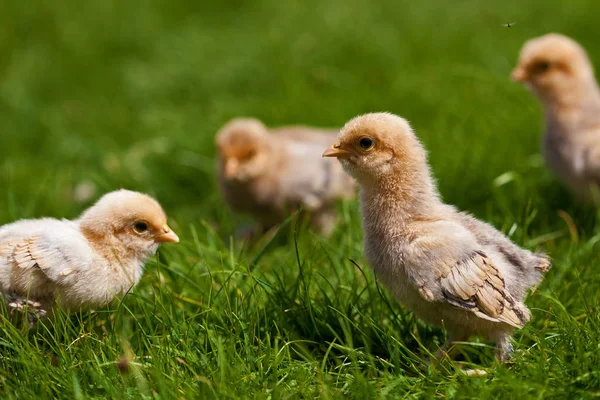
(0, 189, 178, 323)
(216, 118, 355, 236)
(512, 33, 600, 201)
(323, 113, 551, 361)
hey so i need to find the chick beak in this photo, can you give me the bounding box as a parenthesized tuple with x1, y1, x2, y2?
(511, 67, 527, 82)
(224, 159, 239, 179)
(155, 225, 179, 243)
(322, 143, 351, 158)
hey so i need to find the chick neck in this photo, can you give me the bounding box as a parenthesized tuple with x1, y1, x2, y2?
(78, 220, 146, 284)
(541, 74, 600, 130)
(358, 157, 443, 231)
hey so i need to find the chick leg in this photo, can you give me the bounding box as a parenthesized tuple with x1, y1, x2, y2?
(310, 208, 337, 236)
(493, 332, 514, 362)
(235, 224, 260, 240)
(434, 332, 488, 376)
(234, 221, 278, 240)
(435, 332, 468, 360)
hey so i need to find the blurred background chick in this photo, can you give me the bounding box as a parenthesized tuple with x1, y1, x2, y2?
(512, 33, 600, 202)
(216, 118, 355, 236)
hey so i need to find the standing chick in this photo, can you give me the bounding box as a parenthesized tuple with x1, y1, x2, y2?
(512, 33, 600, 201)
(0, 189, 179, 324)
(216, 118, 355, 236)
(323, 113, 550, 361)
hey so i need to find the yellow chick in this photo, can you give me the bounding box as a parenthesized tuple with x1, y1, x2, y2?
(512, 33, 600, 201)
(0, 189, 179, 324)
(216, 118, 355, 236)
(323, 113, 550, 362)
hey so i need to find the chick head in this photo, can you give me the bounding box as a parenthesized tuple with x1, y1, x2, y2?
(215, 118, 272, 182)
(323, 113, 426, 184)
(78, 190, 179, 257)
(512, 33, 594, 98)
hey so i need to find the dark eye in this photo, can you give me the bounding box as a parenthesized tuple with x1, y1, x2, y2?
(359, 137, 374, 150)
(133, 222, 148, 233)
(537, 62, 551, 72)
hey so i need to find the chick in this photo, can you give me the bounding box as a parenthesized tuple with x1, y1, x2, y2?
(512, 33, 600, 201)
(216, 118, 355, 236)
(0, 189, 179, 324)
(323, 113, 550, 362)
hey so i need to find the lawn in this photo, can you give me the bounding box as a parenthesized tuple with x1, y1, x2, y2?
(1, 0, 600, 398)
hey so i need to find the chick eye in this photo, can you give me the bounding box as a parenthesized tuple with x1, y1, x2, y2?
(359, 137, 374, 150)
(537, 62, 551, 72)
(133, 221, 149, 234)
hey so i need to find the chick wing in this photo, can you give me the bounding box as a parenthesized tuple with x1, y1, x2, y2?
(0, 219, 93, 293)
(408, 222, 532, 329)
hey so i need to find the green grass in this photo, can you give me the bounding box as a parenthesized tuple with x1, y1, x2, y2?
(1, 0, 600, 398)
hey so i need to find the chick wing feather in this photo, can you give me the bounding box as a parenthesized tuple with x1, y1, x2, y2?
(436, 251, 530, 328)
(0, 219, 93, 288)
(405, 220, 531, 329)
(272, 126, 338, 144)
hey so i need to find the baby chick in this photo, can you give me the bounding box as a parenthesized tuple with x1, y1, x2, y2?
(0, 189, 178, 324)
(512, 33, 600, 201)
(216, 118, 355, 236)
(323, 113, 550, 362)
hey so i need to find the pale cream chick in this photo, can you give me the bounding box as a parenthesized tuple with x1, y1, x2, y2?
(512, 33, 600, 200)
(323, 113, 551, 362)
(216, 118, 355, 236)
(0, 189, 179, 323)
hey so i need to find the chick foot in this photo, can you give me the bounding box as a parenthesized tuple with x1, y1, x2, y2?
(494, 335, 514, 363)
(6, 297, 48, 328)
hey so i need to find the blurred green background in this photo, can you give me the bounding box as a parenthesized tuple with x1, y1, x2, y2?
(1, 0, 596, 226)
(1, 0, 600, 398)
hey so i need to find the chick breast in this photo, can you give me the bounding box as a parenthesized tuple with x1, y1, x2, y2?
(543, 123, 600, 200)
